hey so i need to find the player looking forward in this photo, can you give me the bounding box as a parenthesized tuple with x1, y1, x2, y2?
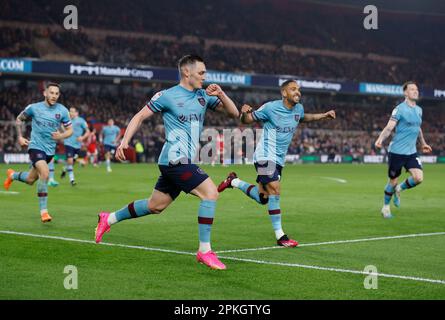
(218, 80, 336, 247)
(4, 83, 73, 222)
(95, 55, 239, 270)
(60, 107, 90, 185)
(375, 81, 432, 218)
(101, 119, 121, 172)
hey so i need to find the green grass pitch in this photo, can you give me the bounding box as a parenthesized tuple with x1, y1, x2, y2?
(0, 163, 444, 299)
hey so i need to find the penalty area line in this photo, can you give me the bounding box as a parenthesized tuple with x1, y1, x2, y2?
(1, 230, 444, 286)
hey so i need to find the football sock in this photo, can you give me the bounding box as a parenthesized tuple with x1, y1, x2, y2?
(37, 179, 48, 213)
(232, 179, 261, 204)
(198, 200, 216, 253)
(384, 183, 394, 205)
(400, 176, 417, 191)
(48, 161, 55, 180)
(67, 165, 74, 181)
(12, 171, 29, 183)
(108, 199, 152, 225)
(268, 195, 284, 240)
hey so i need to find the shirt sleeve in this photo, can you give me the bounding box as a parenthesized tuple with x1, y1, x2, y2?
(23, 104, 34, 117)
(146, 91, 167, 113)
(300, 104, 305, 121)
(82, 119, 88, 132)
(207, 94, 221, 111)
(390, 106, 401, 122)
(61, 108, 72, 127)
(252, 103, 270, 122)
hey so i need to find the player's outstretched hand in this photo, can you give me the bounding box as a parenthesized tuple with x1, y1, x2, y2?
(422, 144, 433, 154)
(206, 84, 223, 96)
(116, 142, 128, 161)
(375, 140, 382, 149)
(325, 110, 336, 119)
(18, 136, 29, 147)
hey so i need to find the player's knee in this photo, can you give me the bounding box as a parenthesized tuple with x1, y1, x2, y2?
(26, 177, 37, 185)
(259, 193, 269, 205)
(203, 185, 219, 201)
(39, 172, 49, 181)
(267, 186, 280, 195)
(414, 175, 423, 184)
(148, 202, 164, 214)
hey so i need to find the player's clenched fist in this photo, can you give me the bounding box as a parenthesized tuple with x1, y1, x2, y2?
(206, 84, 223, 96)
(325, 110, 336, 119)
(241, 104, 253, 113)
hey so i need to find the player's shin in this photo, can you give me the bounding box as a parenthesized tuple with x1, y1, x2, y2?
(37, 179, 48, 215)
(233, 179, 262, 204)
(67, 165, 75, 181)
(399, 176, 418, 191)
(108, 199, 152, 225)
(198, 200, 216, 253)
(268, 195, 284, 240)
(12, 172, 30, 184)
(384, 183, 394, 205)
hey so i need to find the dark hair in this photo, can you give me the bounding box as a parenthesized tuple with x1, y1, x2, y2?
(280, 79, 297, 90)
(402, 81, 417, 91)
(178, 54, 205, 70)
(46, 82, 60, 89)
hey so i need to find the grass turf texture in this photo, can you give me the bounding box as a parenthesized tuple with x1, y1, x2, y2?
(0, 163, 444, 299)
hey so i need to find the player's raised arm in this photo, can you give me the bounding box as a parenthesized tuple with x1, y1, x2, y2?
(301, 110, 336, 122)
(115, 106, 154, 161)
(375, 118, 397, 149)
(418, 128, 433, 154)
(206, 84, 239, 118)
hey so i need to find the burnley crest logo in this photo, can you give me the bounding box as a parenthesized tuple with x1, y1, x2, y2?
(198, 97, 206, 107)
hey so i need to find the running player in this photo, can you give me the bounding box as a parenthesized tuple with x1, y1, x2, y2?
(95, 55, 239, 270)
(375, 81, 432, 218)
(3, 83, 73, 222)
(100, 119, 121, 172)
(218, 80, 336, 247)
(60, 107, 90, 186)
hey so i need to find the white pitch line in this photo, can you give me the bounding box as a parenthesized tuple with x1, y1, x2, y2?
(1, 230, 445, 286)
(0, 230, 195, 256)
(0, 191, 20, 195)
(217, 255, 445, 285)
(320, 176, 347, 183)
(215, 231, 445, 254)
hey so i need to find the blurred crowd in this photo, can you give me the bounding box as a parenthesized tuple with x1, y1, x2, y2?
(1, 82, 444, 159)
(1, 0, 445, 86)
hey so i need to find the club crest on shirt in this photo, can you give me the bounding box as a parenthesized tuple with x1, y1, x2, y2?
(198, 97, 206, 107)
(55, 114, 61, 119)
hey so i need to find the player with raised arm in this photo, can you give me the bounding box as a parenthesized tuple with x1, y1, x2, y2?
(60, 107, 90, 186)
(375, 81, 432, 218)
(3, 83, 73, 222)
(217, 80, 336, 247)
(100, 119, 121, 173)
(94, 55, 239, 270)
